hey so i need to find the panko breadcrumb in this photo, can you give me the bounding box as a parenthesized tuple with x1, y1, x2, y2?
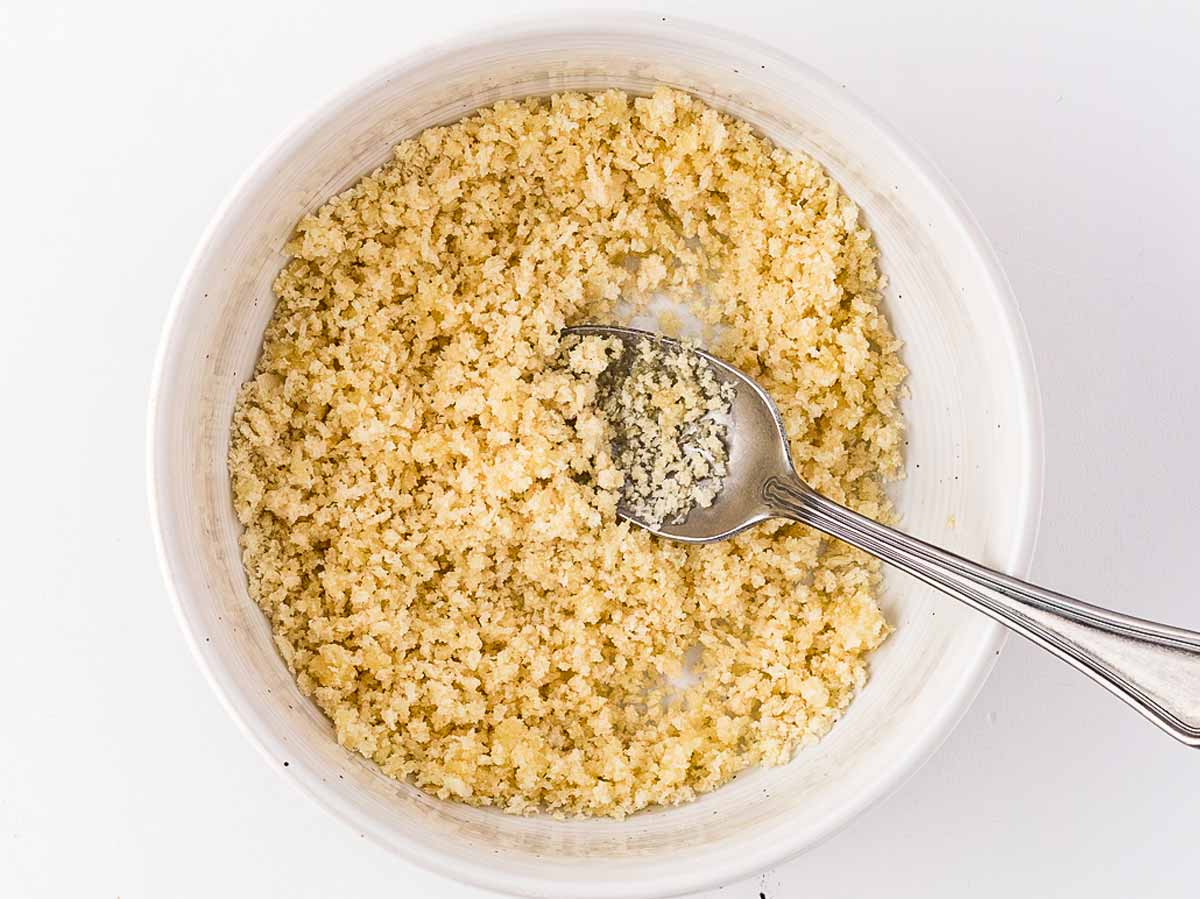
(229, 87, 907, 818)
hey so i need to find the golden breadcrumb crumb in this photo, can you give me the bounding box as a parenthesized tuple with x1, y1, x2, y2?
(229, 87, 907, 818)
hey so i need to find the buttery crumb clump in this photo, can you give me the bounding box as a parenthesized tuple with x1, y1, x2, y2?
(229, 88, 907, 818)
(572, 334, 734, 528)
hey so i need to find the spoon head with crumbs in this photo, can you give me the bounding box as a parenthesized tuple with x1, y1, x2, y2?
(564, 324, 802, 542)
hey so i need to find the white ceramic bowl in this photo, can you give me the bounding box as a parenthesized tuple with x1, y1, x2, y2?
(149, 15, 1042, 899)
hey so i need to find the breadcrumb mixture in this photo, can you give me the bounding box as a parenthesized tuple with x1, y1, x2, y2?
(574, 334, 735, 528)
(229, 88, 907, 818)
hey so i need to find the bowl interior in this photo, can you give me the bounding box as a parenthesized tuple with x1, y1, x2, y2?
(150, 19, 1040, 899)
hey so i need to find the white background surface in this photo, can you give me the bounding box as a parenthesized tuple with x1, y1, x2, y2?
(2, 1, 1198, 896)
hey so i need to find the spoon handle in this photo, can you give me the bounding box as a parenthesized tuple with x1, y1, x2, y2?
(763, 475, 1200, 747)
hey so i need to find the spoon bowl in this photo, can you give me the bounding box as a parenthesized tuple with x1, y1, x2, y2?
(566, 324, 794, 542)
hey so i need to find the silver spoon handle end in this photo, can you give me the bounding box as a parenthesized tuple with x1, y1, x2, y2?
(764, 475, 1200, 747)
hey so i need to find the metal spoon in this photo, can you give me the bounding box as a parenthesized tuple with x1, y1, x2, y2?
(567, 324, 1200, 746)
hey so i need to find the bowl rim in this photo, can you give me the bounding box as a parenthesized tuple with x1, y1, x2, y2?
(147, 12, 1044, 898)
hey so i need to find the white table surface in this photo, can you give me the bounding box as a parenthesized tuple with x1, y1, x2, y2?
(3, 1, 1198, 896)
